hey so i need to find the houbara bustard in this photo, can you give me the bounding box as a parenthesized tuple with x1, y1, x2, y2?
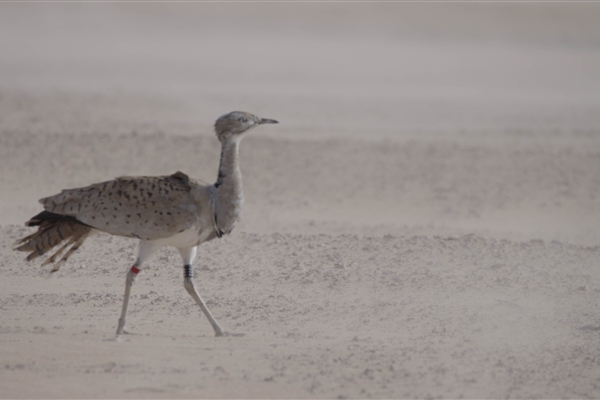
(15, 111, 278, 337)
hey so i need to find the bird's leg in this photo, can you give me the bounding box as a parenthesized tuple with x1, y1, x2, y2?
(116, 240, 161, 336)
(116, 265, 139, 335)
(182, 265, 243, 337)
(178, 246, 242, 337)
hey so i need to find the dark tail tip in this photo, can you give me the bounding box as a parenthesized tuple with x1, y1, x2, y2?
(25, 211, 82, 227)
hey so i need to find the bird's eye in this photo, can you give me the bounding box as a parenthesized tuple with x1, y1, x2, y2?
(240, 117, 248, 123)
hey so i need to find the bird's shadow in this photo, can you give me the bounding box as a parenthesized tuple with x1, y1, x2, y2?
(103, 332, 143, 342)
(578, 325, 600, 332)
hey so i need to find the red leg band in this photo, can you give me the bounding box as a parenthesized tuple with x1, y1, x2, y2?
(130, 266, 140, 275)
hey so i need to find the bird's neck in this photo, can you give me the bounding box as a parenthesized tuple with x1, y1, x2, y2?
(213, 137, 243, 236)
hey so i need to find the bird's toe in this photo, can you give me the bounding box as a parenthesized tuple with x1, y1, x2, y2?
(216, 330, 245, 337)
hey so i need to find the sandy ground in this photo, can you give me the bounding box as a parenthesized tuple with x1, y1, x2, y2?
(1, 3, 600, 399)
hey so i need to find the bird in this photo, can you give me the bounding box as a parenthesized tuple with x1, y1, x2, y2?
(14, 111, 278, 337)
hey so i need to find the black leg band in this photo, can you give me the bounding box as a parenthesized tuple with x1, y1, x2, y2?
(184, 265, 193, 278)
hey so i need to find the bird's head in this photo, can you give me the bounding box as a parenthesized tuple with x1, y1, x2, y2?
(214, 111, 278, 142)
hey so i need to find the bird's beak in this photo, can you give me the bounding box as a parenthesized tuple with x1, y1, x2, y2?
(259, 118, 278, 125)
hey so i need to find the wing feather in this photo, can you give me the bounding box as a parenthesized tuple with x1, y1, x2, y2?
(40, 172, 202, 240)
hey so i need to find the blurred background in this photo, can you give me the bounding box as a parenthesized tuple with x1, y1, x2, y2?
(2, 2, 599, 136)
(1, 2, 599, 244)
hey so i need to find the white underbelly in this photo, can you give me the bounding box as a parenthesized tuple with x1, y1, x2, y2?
(150, 228, 210, 248)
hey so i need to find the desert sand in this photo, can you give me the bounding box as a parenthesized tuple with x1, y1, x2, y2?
(1, 3, 600, 399)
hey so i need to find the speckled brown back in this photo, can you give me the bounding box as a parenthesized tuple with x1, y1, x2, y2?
(40, 172, 205, 241)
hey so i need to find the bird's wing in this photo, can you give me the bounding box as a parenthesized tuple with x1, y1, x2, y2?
(40, 172, 203, 240)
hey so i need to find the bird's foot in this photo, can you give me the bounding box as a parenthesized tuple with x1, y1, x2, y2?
(116, 318, 139, 336)
(215, 330, 245, 337)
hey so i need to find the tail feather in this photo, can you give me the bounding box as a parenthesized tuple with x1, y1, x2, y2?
(15, 211, 93, 272)
(40, 236, 77, 266)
